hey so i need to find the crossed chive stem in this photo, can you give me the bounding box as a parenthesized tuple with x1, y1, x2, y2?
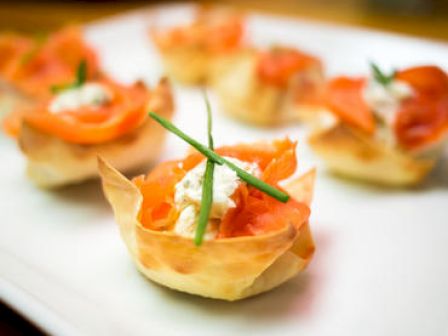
(51, 59, 88, 94)
(195, 93, 215, 246)
(370, 61, 396, 86)
(148, 95, 289, 245)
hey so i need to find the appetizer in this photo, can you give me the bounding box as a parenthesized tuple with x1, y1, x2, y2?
(99, 103, 315, 301)
(5, 62, 173, 188)
(309, 64, 448, 186)
(0, 26, 100, 116)
(150, 7, 245, 84)
(212, 46, 324, 126)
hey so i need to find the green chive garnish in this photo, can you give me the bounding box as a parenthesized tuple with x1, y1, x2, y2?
(51, 59, 88, 94)
(222, 158, 289, 202)
(204, 91, 214, 150)
(74, 59, 88, 88)
(195, 92, 215, 246)
(370, 62, 395, 86)
(148, 113, 290, 203)
(149, 111, 225, 165)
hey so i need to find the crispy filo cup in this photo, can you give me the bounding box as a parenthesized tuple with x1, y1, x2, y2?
(211, 48, 324, 126)
(99, 158, 315, 301)
(151, 37, 211, 85)
(309, 121, 436, 186)
(0, 84, 32, 119)
(150, 8, 245, 85)
(308, 65, 448, 187)
(19, 79, 173, 188)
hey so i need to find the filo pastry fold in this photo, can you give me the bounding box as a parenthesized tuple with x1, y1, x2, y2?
(99, 157, 315, 301)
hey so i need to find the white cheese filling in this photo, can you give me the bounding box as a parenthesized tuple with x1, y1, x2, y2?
(173, 157, 260, 240)
(363, 78, 413, 126)
(49, 83, 112, 114)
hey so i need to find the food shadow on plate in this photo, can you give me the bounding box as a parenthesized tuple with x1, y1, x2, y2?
(146, 228, 331, 321)
(418, 153, 448, 190)
(48, 179, 110, 213)
(319, 171, 410, 196)
(320, 152, 448, 195)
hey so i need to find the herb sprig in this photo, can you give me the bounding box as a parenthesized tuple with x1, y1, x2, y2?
(194, 92, 215, 246)
(51, 59, 87, 94)
(370, 62, 395, 86)
(148, 112, 290, 203)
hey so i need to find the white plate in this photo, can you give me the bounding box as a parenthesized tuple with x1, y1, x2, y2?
(1, 4, 448, 336)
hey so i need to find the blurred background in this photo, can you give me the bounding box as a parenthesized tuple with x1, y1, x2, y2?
(0, 0, 447, 334)
(0, 0, 448, 40)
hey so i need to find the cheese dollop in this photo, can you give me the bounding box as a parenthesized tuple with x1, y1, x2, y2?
(173, 157, 260, 240)
(49, 83, 112, 114)
(363, 78, 413, 126)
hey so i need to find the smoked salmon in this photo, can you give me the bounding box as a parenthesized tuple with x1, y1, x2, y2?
(150, 7, 245, 84)
(309, 64, 448, 186)
(99, 138, 315, 300)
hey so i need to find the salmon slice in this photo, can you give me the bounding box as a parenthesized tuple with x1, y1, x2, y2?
(324, 76, 375, 134)
(4, 79, 150, 144)
(134, 139, 311, 238)
(395, 66, 448, 150)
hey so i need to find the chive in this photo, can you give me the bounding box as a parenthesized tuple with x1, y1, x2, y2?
(222, 158, 289, 202)
(148, 112, 290, 203)
(195, 92, 215, 246)
(51, 59, 88, 94)
(204, 90, 214, 150)
(74, 59, 87, 88)
(50, 84, 64, 94)
(370, 62, 395, 86)
(195, 160, 214, 246)
(149, 111, 224, 165)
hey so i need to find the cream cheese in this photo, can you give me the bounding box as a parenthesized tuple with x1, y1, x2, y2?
(363, 78, 413, 126)
(173, 157, 260, 240)
(49, 83, 112, 114)
(173, 205, 219, 241)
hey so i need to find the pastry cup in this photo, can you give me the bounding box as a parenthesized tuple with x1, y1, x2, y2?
(154, 46, 212, 85)
(99, 158, 315, 301)
(0, 83, 32, 120)
(211, 49, 324, 126)
(18, 79, 173, 188)
(153, 48, 244, 86)
(150, 8, 245, 85)
(308, 122, 436, 186)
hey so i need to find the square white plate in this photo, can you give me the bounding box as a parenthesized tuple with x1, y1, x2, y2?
(1, 4, 448, 336)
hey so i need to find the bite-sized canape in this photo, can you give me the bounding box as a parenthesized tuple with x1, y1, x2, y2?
(211, 46, 324, 126)
(99, 104, 315, 301)
(4, 61, 173, 188)
(309, 64, 448, 186)
(0, 26, 100, 116)
(150, 7, 245, 84)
